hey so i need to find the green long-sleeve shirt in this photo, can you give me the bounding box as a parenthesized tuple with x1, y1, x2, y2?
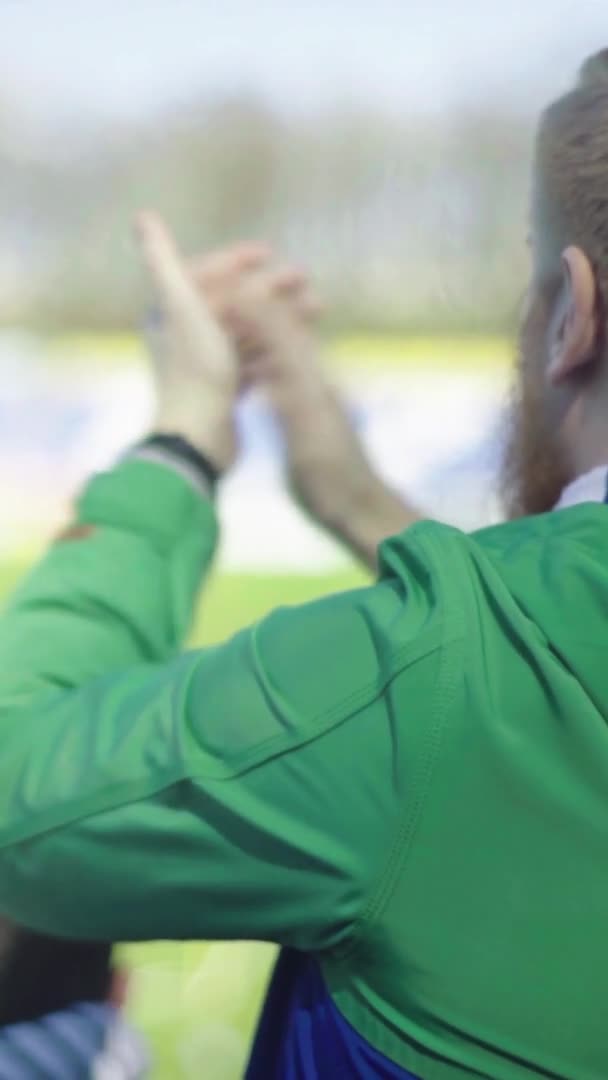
(0, 457, 607, 1079)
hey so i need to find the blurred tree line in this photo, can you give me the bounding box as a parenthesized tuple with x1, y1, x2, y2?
(0, 96, 532, 334)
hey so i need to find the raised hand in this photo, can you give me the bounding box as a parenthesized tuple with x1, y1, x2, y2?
(135, 212, 267, 471)
(190, 248, 418, 569)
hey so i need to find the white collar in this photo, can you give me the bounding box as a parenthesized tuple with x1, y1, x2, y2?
(554, 465, 608, 510)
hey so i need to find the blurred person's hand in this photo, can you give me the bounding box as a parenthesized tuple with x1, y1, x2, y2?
(135, 212, 267, 471)
(191, 249, 419, 570)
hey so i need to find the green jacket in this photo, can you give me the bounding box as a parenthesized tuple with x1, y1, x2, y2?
(0, 457, 606, 1079)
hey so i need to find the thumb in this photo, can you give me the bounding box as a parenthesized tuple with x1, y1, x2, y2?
(134, 210, 203, 315)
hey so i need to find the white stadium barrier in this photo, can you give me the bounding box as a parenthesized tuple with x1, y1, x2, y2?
(0, 334, 508, 568)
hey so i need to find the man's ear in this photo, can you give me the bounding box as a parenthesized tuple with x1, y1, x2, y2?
(547, 246, 599, 384)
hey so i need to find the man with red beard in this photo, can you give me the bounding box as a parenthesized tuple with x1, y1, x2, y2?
(0, 50, 608, 1080)
(238, 49, 608, 562)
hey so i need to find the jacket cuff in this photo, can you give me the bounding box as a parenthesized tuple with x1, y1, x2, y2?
(76, 458, 219, 556)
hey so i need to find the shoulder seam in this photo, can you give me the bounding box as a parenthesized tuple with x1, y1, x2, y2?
(332, 525, 467, 962)
(206, 613, 461, 780)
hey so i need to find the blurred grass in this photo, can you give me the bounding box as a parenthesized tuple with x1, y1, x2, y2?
(0, 559, 366, 1078)
(45, 331, 511, 372)
(329, 333, 511, 370)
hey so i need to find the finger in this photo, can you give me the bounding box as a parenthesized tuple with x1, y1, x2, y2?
(238, 366, 260, 394)
(270, 268, 309, 296)
(239, 357, 269, 390)
(297, 294, 326, 322)
(221, 305, 255, 339)
(134, 210, 200, 312)
(231, 323, 264, 357)
(190, 244, 273, 286)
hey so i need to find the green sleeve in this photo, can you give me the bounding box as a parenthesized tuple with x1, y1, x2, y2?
(0, 464, 447, 950)
(0, 457, 218, 697)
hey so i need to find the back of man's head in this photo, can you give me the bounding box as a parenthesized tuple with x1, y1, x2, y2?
(534, 49, 608, 288)
(502, 50, 608, 519)
(0, 916, 112, 1026)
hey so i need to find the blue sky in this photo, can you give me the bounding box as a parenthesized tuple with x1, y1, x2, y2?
(1, 0, 607, 121)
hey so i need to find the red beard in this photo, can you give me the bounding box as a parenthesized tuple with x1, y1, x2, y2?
(500, 298, 570, 519)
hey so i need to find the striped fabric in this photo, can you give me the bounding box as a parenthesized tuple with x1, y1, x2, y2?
(0, 1003, 149, 1079)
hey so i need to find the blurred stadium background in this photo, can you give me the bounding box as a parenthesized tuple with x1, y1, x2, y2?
(1, 0, 607, 1075)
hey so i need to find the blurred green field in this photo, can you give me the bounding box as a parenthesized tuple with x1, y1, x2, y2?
(0, 560, 367, 1079)
(45, 331, 511, 372)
